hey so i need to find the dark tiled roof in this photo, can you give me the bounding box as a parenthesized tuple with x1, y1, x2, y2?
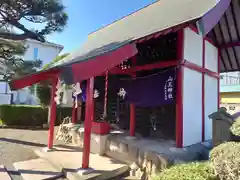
(209, 0, 240, 72)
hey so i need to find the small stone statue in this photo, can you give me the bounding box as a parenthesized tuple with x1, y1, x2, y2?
(130, 162, 139, 177)
(209, 107, 234, 125)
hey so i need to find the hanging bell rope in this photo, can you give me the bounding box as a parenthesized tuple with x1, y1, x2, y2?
(103, 71, 109, 118)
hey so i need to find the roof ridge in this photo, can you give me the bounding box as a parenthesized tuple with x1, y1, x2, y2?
(88, 0, 159, 36)
(26, 38, 64, 49)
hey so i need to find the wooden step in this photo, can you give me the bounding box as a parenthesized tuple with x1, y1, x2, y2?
(0, 165, 11, 180)
(13, 158, 63, 180)
(123, 176, 141, 180)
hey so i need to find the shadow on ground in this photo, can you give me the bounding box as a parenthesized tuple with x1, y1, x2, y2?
(0, 137, 81, 152)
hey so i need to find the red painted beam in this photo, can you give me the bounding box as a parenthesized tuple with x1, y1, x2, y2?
(182, 60, 219, 79)
(219, 41, 240, 49)
(109, 60, 179, 75)
(48, 78, 58, 149)
(202, 39, 205, 142)
(10, 69, 60, 90)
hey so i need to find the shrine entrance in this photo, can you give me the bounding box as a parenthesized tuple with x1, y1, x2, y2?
(91, 31, 178, 142)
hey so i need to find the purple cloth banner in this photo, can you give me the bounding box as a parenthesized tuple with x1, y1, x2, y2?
(117, 68, 176, 107)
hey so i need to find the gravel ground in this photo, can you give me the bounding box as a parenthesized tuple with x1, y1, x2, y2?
(0, 127, 67, 180)
(0, 127, 128, 180)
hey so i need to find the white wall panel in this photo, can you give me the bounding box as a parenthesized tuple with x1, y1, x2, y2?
(204, 75, 218, 140)
(183, 67, 202, 147)
(0, 94, 11, 105)
(184, 28, 203, 67)
(205, 41, 218, 72)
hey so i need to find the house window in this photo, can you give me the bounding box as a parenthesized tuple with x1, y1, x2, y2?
(33, 48, 38, 60)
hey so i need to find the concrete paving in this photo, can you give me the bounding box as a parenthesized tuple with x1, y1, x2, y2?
(34, 146, 129, 180)
(13, 158, 63, 180)
(0, 165, 11, 180)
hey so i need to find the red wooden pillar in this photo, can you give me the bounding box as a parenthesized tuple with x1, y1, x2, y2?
(130, 57, 136, 136)
(176, 29, 184, 148)
(92, 97, 95, 121)
(130, 73, 136, 137)
(202, 38, 206, 142)
(82, 77, 94, 169)
(72, 101, 77, 124)
(48, 78, 58, 149)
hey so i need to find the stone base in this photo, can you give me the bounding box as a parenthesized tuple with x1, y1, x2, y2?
(125, 136, 137, 140)
(71, 128, 109, 155)
(77, 168, 95, 176)
(43, 147, 55, 152)
(90, 133, 108, 155)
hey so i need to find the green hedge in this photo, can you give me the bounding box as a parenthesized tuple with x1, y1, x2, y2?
(153, 162, 217, 180)
(230, 118, 240, 136)
(210, 142, 240, 180)
(0, 105, 72, 126)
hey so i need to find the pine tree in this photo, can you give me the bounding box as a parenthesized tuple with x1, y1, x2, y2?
(0, 0, 68, 80)
(0, 0, 68, 42)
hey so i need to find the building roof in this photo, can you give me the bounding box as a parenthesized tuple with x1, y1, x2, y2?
(25, 39, 64, 51)
(50, 0, 220, 69)
(9, 0, 236, 90)
(220, 84, 240, 93)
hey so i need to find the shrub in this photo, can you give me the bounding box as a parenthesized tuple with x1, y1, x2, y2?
(153, 162, 217, 180)
(210, 142, 240, 180)
(0, 105, 72, 126)
(37, 53, 70, 107)
(36, 82, 51, 107)
(230, 118, 240, 136)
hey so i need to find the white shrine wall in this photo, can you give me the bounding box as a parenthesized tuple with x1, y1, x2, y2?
(182, 67, 202, 146)
(182, 27, 203, 147)
(204, 41, 218, 140)
(182, 27, 218, 147)
(183, 28, 203, 66)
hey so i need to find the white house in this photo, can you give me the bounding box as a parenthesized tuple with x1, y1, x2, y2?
(0, 39, 64, 105)
(23, 39, 64, 63)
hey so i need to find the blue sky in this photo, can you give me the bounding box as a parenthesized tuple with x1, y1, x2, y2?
(0, 1, 157, 93)
(45, 0, 156, 53)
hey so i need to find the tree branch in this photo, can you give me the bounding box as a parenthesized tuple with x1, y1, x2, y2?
(0, 31, 44, 42)
(0, 0, 67, 41)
